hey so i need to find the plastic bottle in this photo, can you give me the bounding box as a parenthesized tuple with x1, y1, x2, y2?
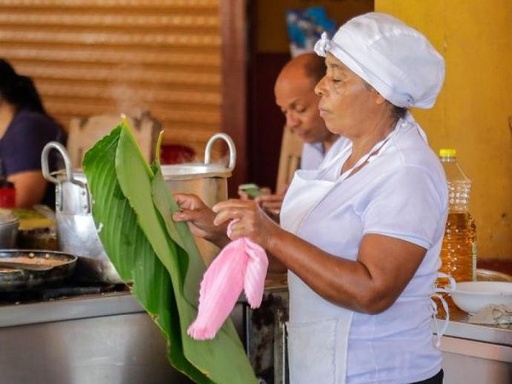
(0, 159, 16, 208)
(437, 148, 477, 312)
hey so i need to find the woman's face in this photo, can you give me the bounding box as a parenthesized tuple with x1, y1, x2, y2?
(315, 53, 378, 139)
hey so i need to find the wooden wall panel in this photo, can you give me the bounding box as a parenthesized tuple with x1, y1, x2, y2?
(219, 0, 248, 196)
(0, 0, 221, 157)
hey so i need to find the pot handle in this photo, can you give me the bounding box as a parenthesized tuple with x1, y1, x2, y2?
(41, 142, 74, 184)
(204, 133, 236, 172)
(42, 142, 90, 213)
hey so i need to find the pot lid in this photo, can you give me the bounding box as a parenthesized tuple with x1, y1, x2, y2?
(161, 163, 232, 180)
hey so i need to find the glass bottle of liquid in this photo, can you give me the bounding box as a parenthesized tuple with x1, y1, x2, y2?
(437, 148, 477, 312)
(0, 159, 16, 208)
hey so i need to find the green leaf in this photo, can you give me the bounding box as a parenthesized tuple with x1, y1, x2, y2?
(83, 122, 257, 384)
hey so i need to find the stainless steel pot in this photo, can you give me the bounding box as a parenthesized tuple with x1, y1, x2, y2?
(161, 133, 236, 265)
(41, 142, 122, 284)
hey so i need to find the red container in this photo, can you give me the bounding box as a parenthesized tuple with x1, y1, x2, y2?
(0, 185, 16, 208)
(160, 144, 196, 164)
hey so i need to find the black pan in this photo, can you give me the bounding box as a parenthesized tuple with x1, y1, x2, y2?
(0, 249, 77, 291)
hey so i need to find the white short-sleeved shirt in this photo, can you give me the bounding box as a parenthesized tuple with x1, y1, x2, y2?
(284, 116, 448, 383)
(300, 136, 348, 170)
(300, 141, 325, 170)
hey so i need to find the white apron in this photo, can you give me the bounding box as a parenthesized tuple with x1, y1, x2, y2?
(280, 145, 358, 384)
(279, 128, 403, 384)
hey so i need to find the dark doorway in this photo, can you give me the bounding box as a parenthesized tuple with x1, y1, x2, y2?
(221, 0, 374, 196)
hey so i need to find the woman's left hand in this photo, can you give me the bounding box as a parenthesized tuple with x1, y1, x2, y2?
(212, 199, 280, 249)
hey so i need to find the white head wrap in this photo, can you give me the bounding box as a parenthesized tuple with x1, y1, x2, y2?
(314, 12, 445, 109)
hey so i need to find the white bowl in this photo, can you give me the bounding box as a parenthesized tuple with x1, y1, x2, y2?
(451, 281, 512, 314)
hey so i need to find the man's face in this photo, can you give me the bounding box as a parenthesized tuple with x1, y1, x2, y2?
(274, 73, 332, 144)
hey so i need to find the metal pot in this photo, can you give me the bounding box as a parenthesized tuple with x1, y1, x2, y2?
(161, 133, 236, 265)
(41, 142, 122, 284)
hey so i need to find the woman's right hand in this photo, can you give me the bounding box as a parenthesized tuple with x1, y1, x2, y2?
(172, 193, 230, 248)
(212, 198, 281, 250)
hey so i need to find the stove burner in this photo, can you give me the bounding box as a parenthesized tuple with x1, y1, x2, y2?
(0, 282, 130, 305)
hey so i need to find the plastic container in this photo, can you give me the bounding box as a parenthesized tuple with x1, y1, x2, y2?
(437, 148, 477, 312)
(0, 184, 16, 208)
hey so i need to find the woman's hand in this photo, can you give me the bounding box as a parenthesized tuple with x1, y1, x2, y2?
(212, 198, 281, 250)
(239, 185, 286, 221)
(172, 193, 230, 248)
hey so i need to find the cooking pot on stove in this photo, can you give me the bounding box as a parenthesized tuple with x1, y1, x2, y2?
(41, 142, 122, 284)
(161, 132, 236, 265)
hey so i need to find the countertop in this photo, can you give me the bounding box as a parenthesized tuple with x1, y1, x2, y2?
(439, 308, 512, 346)
(0, 291, 141, 328)
(1, 287, 511, 348)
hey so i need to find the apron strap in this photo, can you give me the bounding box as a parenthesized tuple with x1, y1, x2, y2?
(431, 272, 456, 348)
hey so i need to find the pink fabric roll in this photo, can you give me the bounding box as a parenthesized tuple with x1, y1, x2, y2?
(187, 225, 268, 340)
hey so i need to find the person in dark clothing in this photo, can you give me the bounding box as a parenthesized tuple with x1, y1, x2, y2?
(0, 58, 66, 209)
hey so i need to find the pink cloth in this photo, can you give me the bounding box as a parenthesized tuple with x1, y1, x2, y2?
(187, 228, 268, 340)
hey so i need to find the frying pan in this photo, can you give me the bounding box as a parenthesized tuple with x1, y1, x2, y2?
(0, 250, 77, 291)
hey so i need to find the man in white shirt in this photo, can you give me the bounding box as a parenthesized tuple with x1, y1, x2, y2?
(249, 52, 343, 215)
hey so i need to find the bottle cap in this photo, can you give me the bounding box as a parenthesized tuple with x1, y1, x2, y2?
(439, 148, 456, 157)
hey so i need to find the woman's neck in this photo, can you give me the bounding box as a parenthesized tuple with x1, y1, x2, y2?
(343, 114, 398, 173)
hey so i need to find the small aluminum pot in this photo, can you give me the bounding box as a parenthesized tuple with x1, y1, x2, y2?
(161, 133, 236, 204)
(41, 142, 122, 284)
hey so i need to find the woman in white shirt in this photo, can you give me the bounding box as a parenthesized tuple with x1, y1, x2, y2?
(174, 12, 447, 384)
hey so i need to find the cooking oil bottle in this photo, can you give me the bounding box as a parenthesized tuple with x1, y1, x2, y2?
(437, 148, 477, 312)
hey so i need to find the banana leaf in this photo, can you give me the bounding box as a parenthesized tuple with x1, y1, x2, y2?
(83, 121, 257, 384)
